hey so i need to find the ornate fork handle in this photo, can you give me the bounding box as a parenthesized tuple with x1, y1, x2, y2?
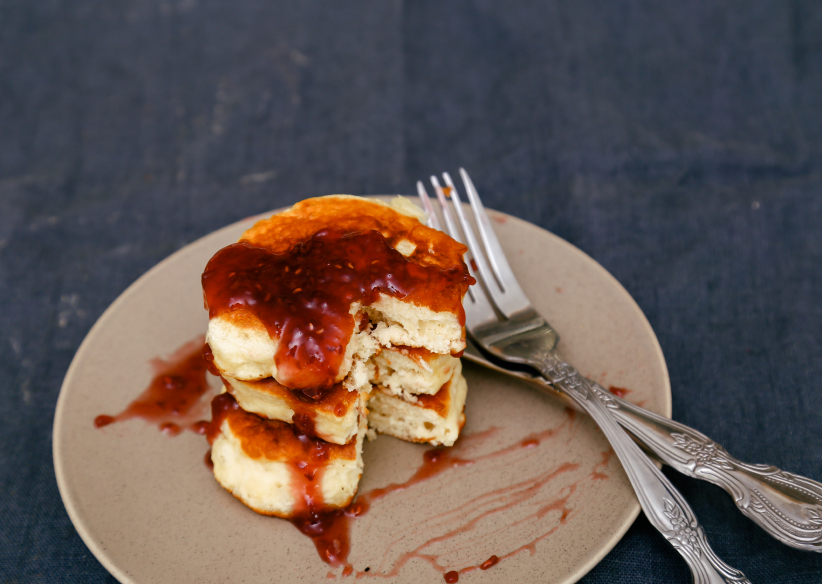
(463, 340, 822, 552)
(606, 395, 822, 551)
(539, 348, 752, 584)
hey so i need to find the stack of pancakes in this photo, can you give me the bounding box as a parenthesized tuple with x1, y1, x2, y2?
(201, 195, 474, 517)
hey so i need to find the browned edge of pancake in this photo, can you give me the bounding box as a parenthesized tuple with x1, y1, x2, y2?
(223, 407, 358, 462)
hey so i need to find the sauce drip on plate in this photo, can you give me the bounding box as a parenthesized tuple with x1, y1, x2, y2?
(94, 338, 216, 434)
(95, 335, 627, 579)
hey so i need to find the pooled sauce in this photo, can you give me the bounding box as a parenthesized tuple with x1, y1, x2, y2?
(290, 509, 352, 567)
(202, 229, 473, 393)
(97, 332, 630, 579)
(316, 410, 612, 580)
(93, 337, 217, 434)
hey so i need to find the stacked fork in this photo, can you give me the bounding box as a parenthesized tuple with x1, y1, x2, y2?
(417, 169, 752, 584)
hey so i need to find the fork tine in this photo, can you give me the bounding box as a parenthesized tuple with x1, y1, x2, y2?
(416, 181, 441, 230)
(457, 169, 531, 317)
(429, 176, 489, 313)
(459, 169, 506, 289)
(429, 176, 463, 247)
(441, 172, 508, 316)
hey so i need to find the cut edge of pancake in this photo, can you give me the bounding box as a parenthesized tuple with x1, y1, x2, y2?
(371, 346, 459, 399)
(367, 361, 467, 447)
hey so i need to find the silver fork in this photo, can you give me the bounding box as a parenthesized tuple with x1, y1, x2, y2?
(422, 172, 822, 555)
(460, 338, 822, 553)
(418, 170, 752, 584)
(422, 174, 822, 556)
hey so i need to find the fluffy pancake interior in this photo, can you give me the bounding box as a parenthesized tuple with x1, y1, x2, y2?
(371, 346, 458, 399)
(367, 360, 467, 447)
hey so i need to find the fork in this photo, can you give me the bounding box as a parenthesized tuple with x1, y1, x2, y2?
(428, 172, 822, 555)
(419, 170, 752, 584)
(461, 338, 822, 553)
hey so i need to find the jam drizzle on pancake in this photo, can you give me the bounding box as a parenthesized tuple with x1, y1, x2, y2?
(202, 228, 473, 394)
(223, 375, 360, 442)
(207, 392, 356, 567)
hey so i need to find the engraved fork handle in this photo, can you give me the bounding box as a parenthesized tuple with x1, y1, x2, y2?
(608, 394, 822, 551)
(463, 340, 822, 552)
(539, 349, 752, 584)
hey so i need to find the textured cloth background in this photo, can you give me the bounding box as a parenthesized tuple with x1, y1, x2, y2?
(2, 1, 822, 582)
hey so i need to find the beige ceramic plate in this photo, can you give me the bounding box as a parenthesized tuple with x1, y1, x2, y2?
(54, 198, 670, 584)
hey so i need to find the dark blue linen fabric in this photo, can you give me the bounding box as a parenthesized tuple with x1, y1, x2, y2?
(1, 1, 821, 582)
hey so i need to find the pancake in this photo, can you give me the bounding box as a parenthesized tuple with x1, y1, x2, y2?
(221, 374, 366, 445)
(202, 196, 473, 387)
(209, 394, 366, 517)
(367, 360, 467, 447)
(201, 195, 474, 516)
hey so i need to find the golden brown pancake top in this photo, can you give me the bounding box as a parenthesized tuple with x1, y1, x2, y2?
(241, 196, 469, 272)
